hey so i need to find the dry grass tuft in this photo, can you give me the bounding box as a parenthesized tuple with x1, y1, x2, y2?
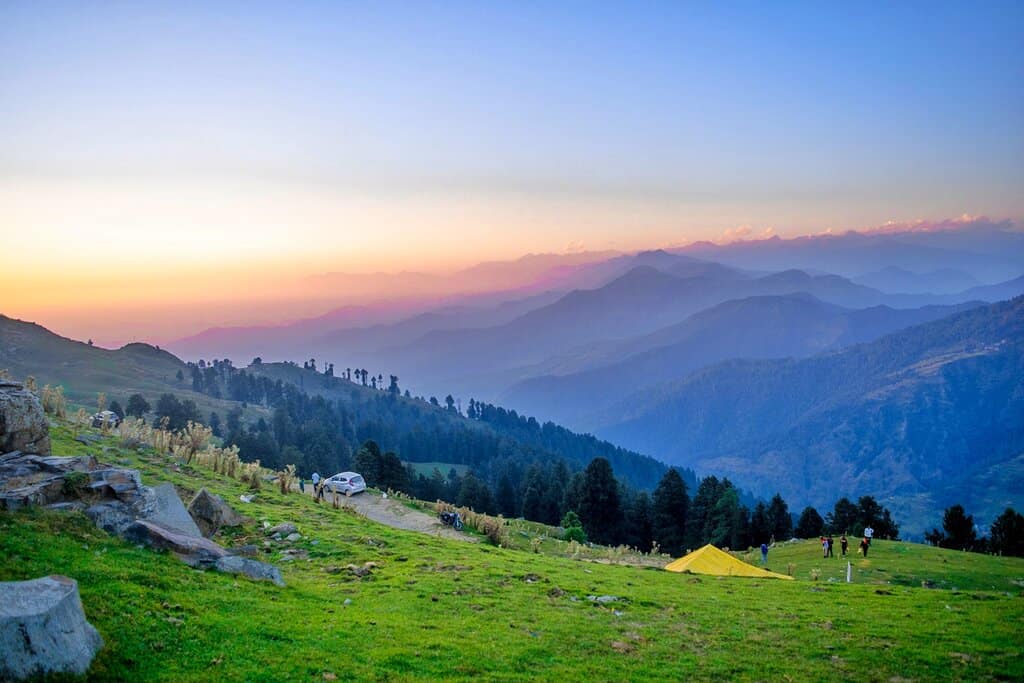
(41, 385, 67, 418)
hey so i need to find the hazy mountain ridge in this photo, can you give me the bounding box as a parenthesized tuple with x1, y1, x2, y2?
(501, 295, 983, 427)
(593, 297, 1024, 534)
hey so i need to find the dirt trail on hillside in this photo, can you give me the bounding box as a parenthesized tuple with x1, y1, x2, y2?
(302, 487, 477, 543)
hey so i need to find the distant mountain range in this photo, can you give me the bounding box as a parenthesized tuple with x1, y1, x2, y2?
(16, 220, 1024, 535)
(500, 294, 982, 428)
(676, 218, 1024, 283)
(853, 266, 980, 294)
(594, 297, 1024, 535)
(347, 256, 1023, 402)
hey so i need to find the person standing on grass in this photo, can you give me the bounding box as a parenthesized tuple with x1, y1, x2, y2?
(299, 477, 305, 494)
(840, 534, 848, 557)
(311, 471, 321, 490)
(761, 542, 769, 565)
(827, 535, 834, 558)
(821, 536, 829, 558)
(860, 537, 869, 557)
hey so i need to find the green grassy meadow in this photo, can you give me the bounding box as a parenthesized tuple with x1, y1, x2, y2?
(1, 424, 1022, 682)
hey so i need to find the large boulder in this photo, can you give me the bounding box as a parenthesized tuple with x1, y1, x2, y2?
(146, 483, 202, 538)
(188, 487, 248, 537)
(0, 575, 103, 680)
(122, 519, 227, 563)
(0, 381, 50, 455)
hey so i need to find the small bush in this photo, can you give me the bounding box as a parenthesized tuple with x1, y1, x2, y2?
(564, 526, 588, 544)
(61, 471, 90, 498)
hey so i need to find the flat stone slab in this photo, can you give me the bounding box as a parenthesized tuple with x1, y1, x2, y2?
(145, 483, 203, 538)
(123, 519, 227, 561)
(0, 575, 103, 680)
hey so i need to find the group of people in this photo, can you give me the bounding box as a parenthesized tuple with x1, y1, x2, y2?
(819, 534, 845, 557)
(820, 526, 874, 558)
(298, 471, 328, 501)
(757, 526, 877, 567)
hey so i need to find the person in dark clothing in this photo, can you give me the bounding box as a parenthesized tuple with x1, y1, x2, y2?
(760, 542, 769, 565)
(827, 535, 834, 557)
(860, 537, 869, 557)
(840, 534, 848, 556)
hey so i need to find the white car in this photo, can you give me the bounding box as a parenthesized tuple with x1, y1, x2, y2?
(323, 471, 366, 496)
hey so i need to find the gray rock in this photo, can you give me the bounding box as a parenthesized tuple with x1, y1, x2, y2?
(0, 475, 65, 511)
(0, 383, 51, 455)
(587, 595, 620, 603)
(123, 520, 227, 562)
(285, 532, 301, 542)
(75, 433, 102, 445)
(86, 501, 137, 535)
(0, 454, 149, 518)
(46, 501, 87, 513)
(187, 487, 248, 537)
(0, 575, 102, 680)
(214, 555, 285, 587)
(229, 544, 259, 557)
(144, 483, 202, 538)
(266, 522, 297, 536)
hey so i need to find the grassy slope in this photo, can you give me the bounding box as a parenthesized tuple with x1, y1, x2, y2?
(1, 424, 1022, 682)
(0, 315, 267, 420)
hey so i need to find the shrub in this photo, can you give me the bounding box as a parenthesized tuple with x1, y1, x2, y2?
(564, 526, 588, 544)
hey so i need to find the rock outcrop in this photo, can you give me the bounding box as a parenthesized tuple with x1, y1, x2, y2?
(0, 411, 287, 587)
(188, 487, 248, 537)
(0, 381, 51, 455)
(0, 575, 103, 680)
(0, 453, 99, 511)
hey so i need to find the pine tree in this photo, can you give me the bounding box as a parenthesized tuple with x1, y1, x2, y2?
(495, 473, 517, 517)
(577, 458, 621, 545)
(353, 440, 383, 486)
(989, 508, 1024, 557)
(652, 469, 689, 556)
(685, 476, 721, 549)
(749, 502, 772, 544)
(825, 497, 859, 535)
(625, 491, 655, 552)
(767, 493, 793, 541)
(794, 506, 824, 538)
(941, 504, 977, 551)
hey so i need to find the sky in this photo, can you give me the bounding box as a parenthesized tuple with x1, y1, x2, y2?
(2, 2, 1022, 343)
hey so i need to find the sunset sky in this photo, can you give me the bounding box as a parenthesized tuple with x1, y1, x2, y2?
(2, 2, 1022, 344)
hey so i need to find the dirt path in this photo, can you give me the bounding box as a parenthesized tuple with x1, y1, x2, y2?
(302, 486, 477, 543)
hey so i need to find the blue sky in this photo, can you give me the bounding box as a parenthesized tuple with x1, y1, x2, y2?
(1, 2, 1022, 340)
(3, 2, 1021, 203)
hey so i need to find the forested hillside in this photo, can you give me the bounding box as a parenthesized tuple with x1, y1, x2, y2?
(184, 358, 693, 515)
(598, 296, 1024, 534)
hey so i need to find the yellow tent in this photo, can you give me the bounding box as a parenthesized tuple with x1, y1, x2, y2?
(664, 544, 793, 580)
